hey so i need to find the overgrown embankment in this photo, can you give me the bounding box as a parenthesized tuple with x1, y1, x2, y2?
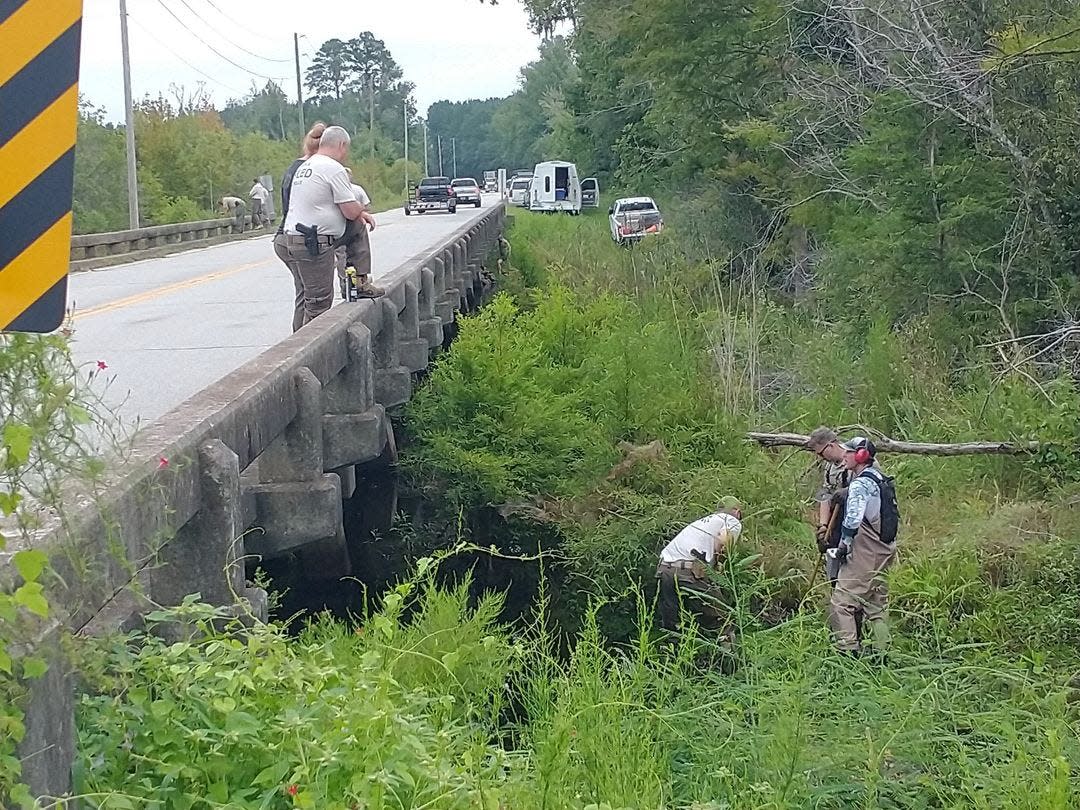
(68, 209, 1080, 808)
(404, 209, 1080, 652)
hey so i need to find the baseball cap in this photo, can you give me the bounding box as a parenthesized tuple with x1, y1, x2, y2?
(718, 495, 743, 514)
(841, 436, 876, 456)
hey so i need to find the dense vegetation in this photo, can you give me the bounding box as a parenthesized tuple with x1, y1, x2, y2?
(67, 209, 1080, 807)
(24, 0, 1080, 806)
(513, 0, 1080, 340)
(72, 30, 427, 234)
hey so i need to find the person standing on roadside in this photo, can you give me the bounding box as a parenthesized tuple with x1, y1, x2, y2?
(656, 497, 743, 633)
(220, 195, 247, 233)
(278, 122, 325, 235)
(249, 178, 271, 227)
(277, 126, 381, 331)
(829, 437, 899, 660)
(335, 168, 376, 300)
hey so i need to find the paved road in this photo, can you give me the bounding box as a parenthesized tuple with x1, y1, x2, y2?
(69, 197, 496, 430)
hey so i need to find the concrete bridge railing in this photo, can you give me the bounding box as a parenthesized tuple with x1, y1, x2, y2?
(69, 215, 258, 270)
(13, 204, 507, 802)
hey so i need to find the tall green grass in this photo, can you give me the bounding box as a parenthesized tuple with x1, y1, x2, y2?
(74, 561, 1079, 809)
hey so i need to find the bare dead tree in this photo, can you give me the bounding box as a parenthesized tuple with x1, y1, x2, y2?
(789, 0, 1048, 211)
(168, 82, 211, 116)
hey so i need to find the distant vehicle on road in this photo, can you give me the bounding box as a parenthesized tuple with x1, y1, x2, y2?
(609, 197, 663, 245)
(530, 160, 582, 214)
(483, 171, 498, 192)
(405, 176, 457, 215)
(451, 178, 483, 208)
(508, 176, 531, 207)
(581, 177, 600, 209)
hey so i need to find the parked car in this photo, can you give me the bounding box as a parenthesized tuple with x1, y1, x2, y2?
(508, 177, 531, 207)
(609, 197, 663, 245)
(529, 160, 581, 214)
(451, 177, 483, 208)
(581, 177, 600, 209)
(405, 177, 457, 215)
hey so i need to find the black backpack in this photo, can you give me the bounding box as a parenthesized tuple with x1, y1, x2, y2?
(858, 468, 899, 544)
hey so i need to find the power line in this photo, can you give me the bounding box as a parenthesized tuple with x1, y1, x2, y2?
(130, 13, 245, 95)
(173, 0, 292, 64)
(197, 0, 283, 46)
(153, 0, 289, 85)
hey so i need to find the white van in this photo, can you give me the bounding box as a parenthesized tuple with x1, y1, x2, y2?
(529, 161, 582, 214)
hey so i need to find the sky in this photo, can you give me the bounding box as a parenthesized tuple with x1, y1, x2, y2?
(78, 0, 540, 122)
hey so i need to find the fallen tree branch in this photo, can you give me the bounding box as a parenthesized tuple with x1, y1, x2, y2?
(747, 431, 1043, 456)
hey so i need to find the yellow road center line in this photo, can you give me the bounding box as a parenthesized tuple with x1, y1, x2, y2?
(74, 259, 272, 320)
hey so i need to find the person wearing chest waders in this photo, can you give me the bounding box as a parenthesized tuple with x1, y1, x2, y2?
(656, 497, 743, 634)
(807, 426, 880, 589)
(828, 437, 900, 662)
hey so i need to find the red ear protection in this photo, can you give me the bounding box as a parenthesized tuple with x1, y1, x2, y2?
(854, 447, 872, 465)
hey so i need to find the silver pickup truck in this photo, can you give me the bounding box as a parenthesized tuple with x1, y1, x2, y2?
(609, 197, 664, 245)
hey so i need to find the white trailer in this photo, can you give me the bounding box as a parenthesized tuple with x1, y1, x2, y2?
(529, 160, 582, 214)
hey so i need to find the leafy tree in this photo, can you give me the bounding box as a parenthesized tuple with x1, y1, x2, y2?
(305, 38, 351, 101)
(73, 100, 129, 234)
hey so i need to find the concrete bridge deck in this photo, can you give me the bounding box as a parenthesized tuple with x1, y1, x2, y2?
(68, 195, 501, 426)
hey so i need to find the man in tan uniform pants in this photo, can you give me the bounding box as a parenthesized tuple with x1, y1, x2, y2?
(828, 437, 898, 660)
(656, 497, 743, 633)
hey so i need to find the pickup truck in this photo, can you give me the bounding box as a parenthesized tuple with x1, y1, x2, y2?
(405, 177, 457, 215)
(451, 177, 483, 208)
(610, 197, 664, 245)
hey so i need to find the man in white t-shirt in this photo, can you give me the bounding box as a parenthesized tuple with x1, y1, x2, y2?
(656, 497, 743, 632)
(274, 126, 382, 332)
(249, 179, 271, 227)
(334, 171, 377, 300)
(220, 195, 247, 233)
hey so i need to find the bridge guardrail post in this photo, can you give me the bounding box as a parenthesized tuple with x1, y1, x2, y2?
(397, 279, 429, 373)
(372, 297, 412, 409)
(246, 368, 349, 580)
(419, 264, 445, 350)
(149, 439, 267, 625)
(322, 322, 389, 471)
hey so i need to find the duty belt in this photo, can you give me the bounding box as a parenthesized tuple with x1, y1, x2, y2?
(659, 560, 699, 571)
(285, 233, 334, 246)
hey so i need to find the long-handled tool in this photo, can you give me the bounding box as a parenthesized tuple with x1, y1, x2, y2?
(804, 502, 841, 600)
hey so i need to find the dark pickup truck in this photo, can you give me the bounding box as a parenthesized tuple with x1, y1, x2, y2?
(404, 177, 457, 215)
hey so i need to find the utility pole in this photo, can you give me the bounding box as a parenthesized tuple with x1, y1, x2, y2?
(369, 72, 375, 161)
(403, 101, 409, 194)
(119, 0, 139, 229)
(294, 33, 305, 136)
(423, 123, 429, 176)
(437, 135, 443, 176)
(451, 137, 457, 178)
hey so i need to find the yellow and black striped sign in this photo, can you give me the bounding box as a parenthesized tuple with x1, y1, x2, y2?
(0, 0, 82, 332)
